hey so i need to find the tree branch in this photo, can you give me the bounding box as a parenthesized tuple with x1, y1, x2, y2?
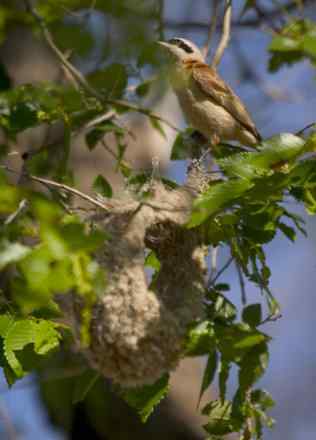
(2, 165, 109, 211)
(23, 0, 180, 133)
(211, 0, 232, 69)
(164, 0, 313, 32)
(28, 175, 110, 211)
(202, 0, 220, 59)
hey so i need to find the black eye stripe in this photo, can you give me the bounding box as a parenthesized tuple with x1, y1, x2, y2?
(168, 38, 194, 54)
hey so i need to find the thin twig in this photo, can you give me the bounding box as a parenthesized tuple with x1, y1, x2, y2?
(212, 0, 232, 69)
(82, 110, 117, 131)
(295, 122, 316, 136)
(29, 175, 110, 211)
(207, 255, 234, 288)
(259, 312, 282, 326)
(235, 261, 247, 305)
(202, 0, 220, 59)
(208, 246, 219, 285)
(4, 199, 28, 225)
(23, 0, 180, 133)
(2, 165, 109, 211)
(164, 0, 312, 31)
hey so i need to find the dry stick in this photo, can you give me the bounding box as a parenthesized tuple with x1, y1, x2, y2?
(29, 175, 110, 211)
(212, 0, 232, 69)
(164, 0, 312, 31)
(2, 164, 109, 211)
(208, 246, 219, 285)
(4, 199, 28, 225)
(202, 0, 220, 59)
(23, 0, 180, 134)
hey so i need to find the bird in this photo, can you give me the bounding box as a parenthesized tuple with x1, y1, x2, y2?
(158, 37, 261, 147)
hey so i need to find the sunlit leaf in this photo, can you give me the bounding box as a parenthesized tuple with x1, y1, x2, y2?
(93, 175, 113, 198)
(121, 374, 169, 422)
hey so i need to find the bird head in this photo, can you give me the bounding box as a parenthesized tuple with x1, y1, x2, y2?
(158, 38, 205, 64)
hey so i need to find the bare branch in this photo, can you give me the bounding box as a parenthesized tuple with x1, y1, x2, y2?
(28, 175, 110, 211)
(2, 164, 109, 211)
(296, 122, 316, 136)
(4, 199, 28, 225)
(164, 0, 313, 32)
(202, 0, 220, 59)
(211, 0, 232, 69)
(208, 245, 219, 285)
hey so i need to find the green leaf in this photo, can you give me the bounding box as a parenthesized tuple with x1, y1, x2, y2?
(239, 343, 269, 392)
(0, 240, 31, 270)
(186, 321, 215, 356)
(3, 320, 35, 377)
(242, 304, 262, 327)
(60, 222, 107, 253)
(0, 314, 14, 337)
(72, 369, 100, 404)
(278, 222, 296, 241)
(302, 31, 316, 57)
(268, 19, 316, 71)
(215, 323, 268, 362)
(188, 179, 253, 228)
(171, 128, 200, 160)
(121, 374, 169, 422)
(144, 250, 161, 272)
(137, 41, 161, 67)
(51, 22, 94, 56)
(218, 133, 305, 180)
(203, 400, 240, 435)
(85, 121, 125, 150)
(0, 317, 61, 381)
(88, 63, 127, 99)
(93, 175, 113, 198)
(240, 0, 257, 17)
(0, 183, 21, 214)
(33, 320, 61, 355)
(198, 350, 218, 406)
(149, 116, 166, 139)
(269, 36, 301, 52)
(9, 102, 38, 133)
(207, 291, 237, 322)
(251, 389, 275, 411)
(135, 80, 153, 98)
(218, 358, 230, 402)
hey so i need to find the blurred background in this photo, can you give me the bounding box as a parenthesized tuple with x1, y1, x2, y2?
(0, 0, 316, 439)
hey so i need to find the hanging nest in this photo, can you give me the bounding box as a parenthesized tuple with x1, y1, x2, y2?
(63, 164, 210, 386)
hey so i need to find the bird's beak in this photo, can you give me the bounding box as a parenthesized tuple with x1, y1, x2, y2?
(157, 41, 171, 49)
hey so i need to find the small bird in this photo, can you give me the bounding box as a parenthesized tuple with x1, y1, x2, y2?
(158, 38, 261, 147)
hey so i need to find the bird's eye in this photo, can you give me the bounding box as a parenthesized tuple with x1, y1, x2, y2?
(168, 38, 194, 54)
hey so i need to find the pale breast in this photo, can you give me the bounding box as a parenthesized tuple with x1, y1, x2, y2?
(174, 81, 239, 141)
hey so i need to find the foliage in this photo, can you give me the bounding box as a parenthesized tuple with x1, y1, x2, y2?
(0, 1, 315, 439)
(269, 19, 316, 72)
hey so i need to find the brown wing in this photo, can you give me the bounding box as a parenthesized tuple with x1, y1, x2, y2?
(192, 63, 261, 141)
